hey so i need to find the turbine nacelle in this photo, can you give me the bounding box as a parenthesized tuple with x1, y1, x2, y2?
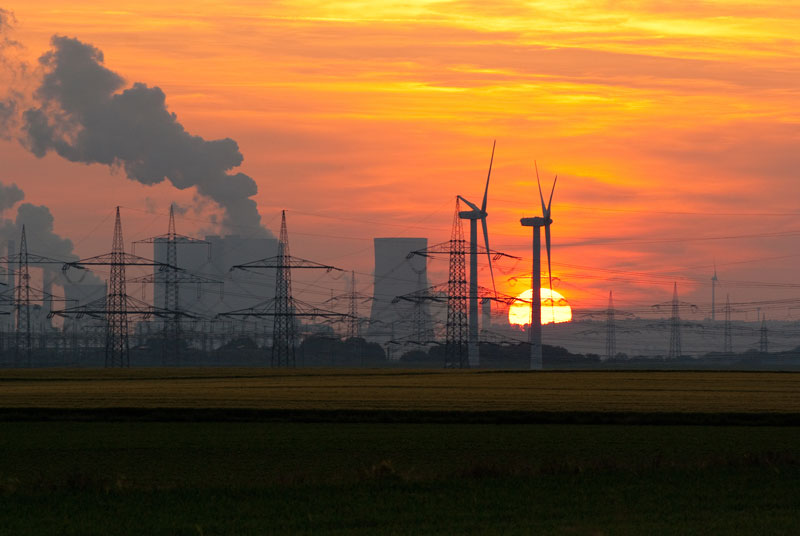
(457, 196, 487, 220)
(520, 216, 552, 227)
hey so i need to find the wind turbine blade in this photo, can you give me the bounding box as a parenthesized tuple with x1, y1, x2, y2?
(481, 140, 496, 213)
(457, 195, 481, 212)
(481, 216, 496, 296)
(536, 162, 547, 217)
(546, 176, 558, 218)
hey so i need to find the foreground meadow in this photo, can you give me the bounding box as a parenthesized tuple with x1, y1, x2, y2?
(1, 422, 799, 534)
(1, 369, 799, 534)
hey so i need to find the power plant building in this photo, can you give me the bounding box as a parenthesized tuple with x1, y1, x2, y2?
(153, 234, 279, 318)
(367, 237, 431, 343)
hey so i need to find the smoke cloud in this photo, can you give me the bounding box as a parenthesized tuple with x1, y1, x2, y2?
(0, 181, 23, 213)
(0, 9, 22, 139)
(0, 180, 102, 285)
(21, 35, 270, 237)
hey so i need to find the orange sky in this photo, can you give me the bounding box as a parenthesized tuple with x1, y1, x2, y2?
(1, 1, 799, 318)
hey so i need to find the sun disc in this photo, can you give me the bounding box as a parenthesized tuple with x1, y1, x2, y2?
(508, 288, 572, 326)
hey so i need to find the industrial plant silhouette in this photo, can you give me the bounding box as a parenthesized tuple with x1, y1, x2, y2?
(1, 141, 794, 371)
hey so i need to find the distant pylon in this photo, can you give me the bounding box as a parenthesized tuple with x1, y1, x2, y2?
(605, 290, 616, 360)
(133, 204, 213, 365)
(668, 282, 681, 358)
(164, 205, 180, 361)
(106, 207, 130, 367)
(445, 199, 468, 368)
(759, 316, 768, 353)
(711, 266, 718, 321)
(723, 294, 732, 354)
(272, 210, 296, 367)
(14, 225, 31, 366)
(409, 257, 432, 344)
(222, 211, 346, 366)
(346, 270, 359, 340)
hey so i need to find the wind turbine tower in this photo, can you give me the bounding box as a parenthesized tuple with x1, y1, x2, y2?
(520, 166, 557, 370)
(456, 141, 497, 367)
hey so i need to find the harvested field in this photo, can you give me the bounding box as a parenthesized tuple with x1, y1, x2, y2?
(0, 369, 798, 416)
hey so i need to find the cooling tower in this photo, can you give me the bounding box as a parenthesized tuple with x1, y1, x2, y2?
(367, 237, 430, 342)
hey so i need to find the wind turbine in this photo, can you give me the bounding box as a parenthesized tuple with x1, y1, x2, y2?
(520, 163, 556, 370)
(457, 140, 497, 367)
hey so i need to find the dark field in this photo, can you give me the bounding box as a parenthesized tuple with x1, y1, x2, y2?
(1, 369, 799, 534)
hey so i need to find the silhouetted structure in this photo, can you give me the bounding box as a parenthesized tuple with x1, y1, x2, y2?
(457, 141, 497, 367)
(367, 237, 430, 342)
(0, 226, 71, 366)
(446, 200, 469, 368)
(724, 294, 733, 354)
(711, 266, 718, 321)
(520, 165, 557, 370)
(54, 207, 184, 367)
(222, 211, 348, 367)
(134, 204, 215, 365)
(669, 283, 681, 358)
(605, 291, 616, 360)
(346, 271, 359, 340)
(14, 227, 31, 365)
(399, 200, 519, 368)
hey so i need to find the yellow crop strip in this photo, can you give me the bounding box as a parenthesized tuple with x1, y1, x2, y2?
(0, 369, 798, 414)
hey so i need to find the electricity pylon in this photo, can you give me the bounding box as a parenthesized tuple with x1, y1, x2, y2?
(652, 282, 697, 359)
(605, 291, 616, 360)
(723, 294, 733, 354)
(220, 211, 348, 367)
(407, 256, 433, 345)
(446, 199, 468, 368)
(325, 270, 373, 340)
(402, 198, 519, 368)
(711, 266, 718, 321)
(0, 226, 72, 366)
(759, 316, 768, 353)
(54, 207, 187, 367)
(133, 204, 215, 365)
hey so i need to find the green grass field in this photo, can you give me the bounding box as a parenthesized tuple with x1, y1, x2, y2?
(1, 369, 799, 534)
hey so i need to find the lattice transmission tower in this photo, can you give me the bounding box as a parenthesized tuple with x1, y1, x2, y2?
(347, 271, 360, 339)
(220, 211, 348, 367)
(446, 199, 468, 368)
(652, 282, 697, 359)
(14, 226, 31, 364)
(669, 283, 681, 358)
(53, 207, 186, 367)
(396, 199, 520, 368)
(133, 204, 215, 365)
(0, 226, 72, 366)
(324, 270, 375, 341)
(759, 316, 768, 353)
(605, 290, 616, 360)
(723, 294, 733, 354)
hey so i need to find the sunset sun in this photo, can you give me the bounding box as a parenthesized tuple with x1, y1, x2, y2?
(508, 288, 573, 326)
